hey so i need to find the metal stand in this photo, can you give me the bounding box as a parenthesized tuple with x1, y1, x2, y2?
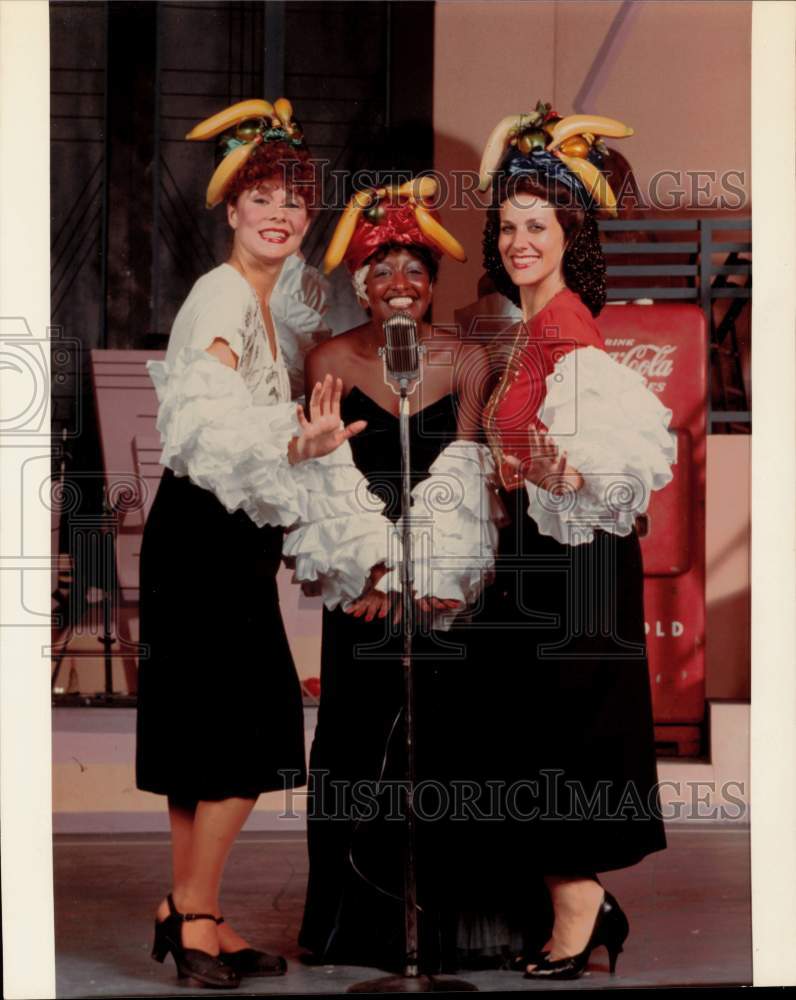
(348, 382, 476, 994)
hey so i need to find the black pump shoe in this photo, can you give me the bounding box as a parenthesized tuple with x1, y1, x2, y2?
(216, 916, 287, 977)
(508, 949, 550, 972)
(523, 890, 629, 981)
(151, 893, 239, 990)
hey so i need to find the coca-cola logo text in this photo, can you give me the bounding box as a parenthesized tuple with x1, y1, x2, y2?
(605, 342, 677, 378)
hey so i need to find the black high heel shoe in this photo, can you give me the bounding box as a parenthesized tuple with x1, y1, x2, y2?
(216, 916, 287, 977)
(507, 949, 550, 972)
(151, 893, 240, 990)
(523, 890, 629, 981)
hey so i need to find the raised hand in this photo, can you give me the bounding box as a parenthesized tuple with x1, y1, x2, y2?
(289, 374, 367, 464)
(504, 425, 584, 492)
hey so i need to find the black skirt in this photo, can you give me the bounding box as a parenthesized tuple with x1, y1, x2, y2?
(440, 485, 667, 906)
(298, 604, 460, 971)
(135, 468, 307, 801)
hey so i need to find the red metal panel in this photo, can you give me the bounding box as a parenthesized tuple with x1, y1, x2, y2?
(597, 305, 707, 754)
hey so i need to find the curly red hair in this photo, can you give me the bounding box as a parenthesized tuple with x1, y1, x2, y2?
(223, 140, 318, 215)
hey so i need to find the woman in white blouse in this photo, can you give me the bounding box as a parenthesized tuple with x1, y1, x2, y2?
(136, 100, 385, 990)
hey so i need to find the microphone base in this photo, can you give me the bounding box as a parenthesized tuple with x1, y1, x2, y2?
(348, 973, 479, 993)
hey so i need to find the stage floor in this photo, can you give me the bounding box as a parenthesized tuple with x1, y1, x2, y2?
(54, 825, 751, 995)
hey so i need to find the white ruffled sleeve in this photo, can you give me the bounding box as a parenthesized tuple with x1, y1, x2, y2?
(374, 440, 507, 616)
(148, 346, 308, 528)
(281, 442, 401, 611)
(526, 345, 676, 545)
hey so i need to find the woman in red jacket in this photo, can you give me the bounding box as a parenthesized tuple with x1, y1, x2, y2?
(451, 102, 674, 980)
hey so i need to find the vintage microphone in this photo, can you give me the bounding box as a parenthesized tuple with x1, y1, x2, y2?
(348, 314, 476, 995)
(383, 310, 422, 391)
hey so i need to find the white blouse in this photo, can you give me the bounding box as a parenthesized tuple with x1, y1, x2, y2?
(148, 258, 404, 602)
(162, 260, 325, 406)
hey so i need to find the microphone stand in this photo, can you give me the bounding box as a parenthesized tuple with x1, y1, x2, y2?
(348, 342, 476, 995)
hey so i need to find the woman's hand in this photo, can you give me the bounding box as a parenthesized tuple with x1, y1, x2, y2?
(344, 563, 397, 624)
(417, 595, 463, 615)
(345, 590, 461, 626)
(289, 374, 367, 464)
(344, 587, 392, 623)
(505, 426, 584, 493)
(344, 563, 464, 624)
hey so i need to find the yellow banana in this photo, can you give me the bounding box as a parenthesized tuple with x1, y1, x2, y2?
(478, 114, 525, 191)
(322, 190, 376, 274)
(413, 205, 467, 262)
(186, 99, 275, 141)
(548, 114, 633, 151)
(273, 97, 294, 130)
(205, 140, 259, 208)
(555, 151, 618, 215)
(397, 176, 438, 202)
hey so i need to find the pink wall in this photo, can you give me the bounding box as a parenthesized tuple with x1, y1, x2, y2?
(432, 0, 752, 323)
(705, 436, 751, 700)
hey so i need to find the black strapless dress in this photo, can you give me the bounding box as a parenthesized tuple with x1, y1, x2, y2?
(135, 467, 307, 801)
(298, 386, 471, 972)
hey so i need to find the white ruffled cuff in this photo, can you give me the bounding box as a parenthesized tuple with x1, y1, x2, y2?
(374, 441, 507, 617)
(282, 441, 400, 610)
(148, 346, 308, 528)
(526, 346, 676, 545)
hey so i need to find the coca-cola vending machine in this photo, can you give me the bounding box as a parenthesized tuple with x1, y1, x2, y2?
(597, 304, 707, 757)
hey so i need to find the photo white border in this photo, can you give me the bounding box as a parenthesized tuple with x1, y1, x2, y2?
(750, 0, 796, 987)
(0, 1, 55, 997)
(0, 0, 794, 996)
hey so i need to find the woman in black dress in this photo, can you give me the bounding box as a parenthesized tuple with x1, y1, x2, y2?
(282, 180, 507, 971)
(461, 101, 674, 980)
(136, 99, 375, 990)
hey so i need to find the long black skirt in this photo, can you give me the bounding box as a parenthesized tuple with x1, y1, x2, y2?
(440, 486, 667, 912)
(298, 605, 455, 971)
(298, 604, 551, 971)
(135, 468, 307, 801)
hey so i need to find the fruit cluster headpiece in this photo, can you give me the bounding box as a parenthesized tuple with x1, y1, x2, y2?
(478, 100, 633, 215)
(186, 98, 307, 209)
(323, 177, 467, 275)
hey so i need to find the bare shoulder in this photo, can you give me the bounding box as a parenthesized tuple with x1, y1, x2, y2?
(426, 328, 474, 358)
(456, 340, 490, 364)
(438, 337, 491, 374)
(308, 325, 368, 362)
(305, 325, 370, 390)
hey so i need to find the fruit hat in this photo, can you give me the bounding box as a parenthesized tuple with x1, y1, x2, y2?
(186, 97, 307, 209)
(322, 177, 467, 276)
(478, 99, 633, 215)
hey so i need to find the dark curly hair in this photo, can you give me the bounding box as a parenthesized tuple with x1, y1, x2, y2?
(224, 139, 318, 215)
(482, 172, 607, 317)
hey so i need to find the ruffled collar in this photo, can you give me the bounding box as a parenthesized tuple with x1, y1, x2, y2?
(221, 257, 331, 397)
